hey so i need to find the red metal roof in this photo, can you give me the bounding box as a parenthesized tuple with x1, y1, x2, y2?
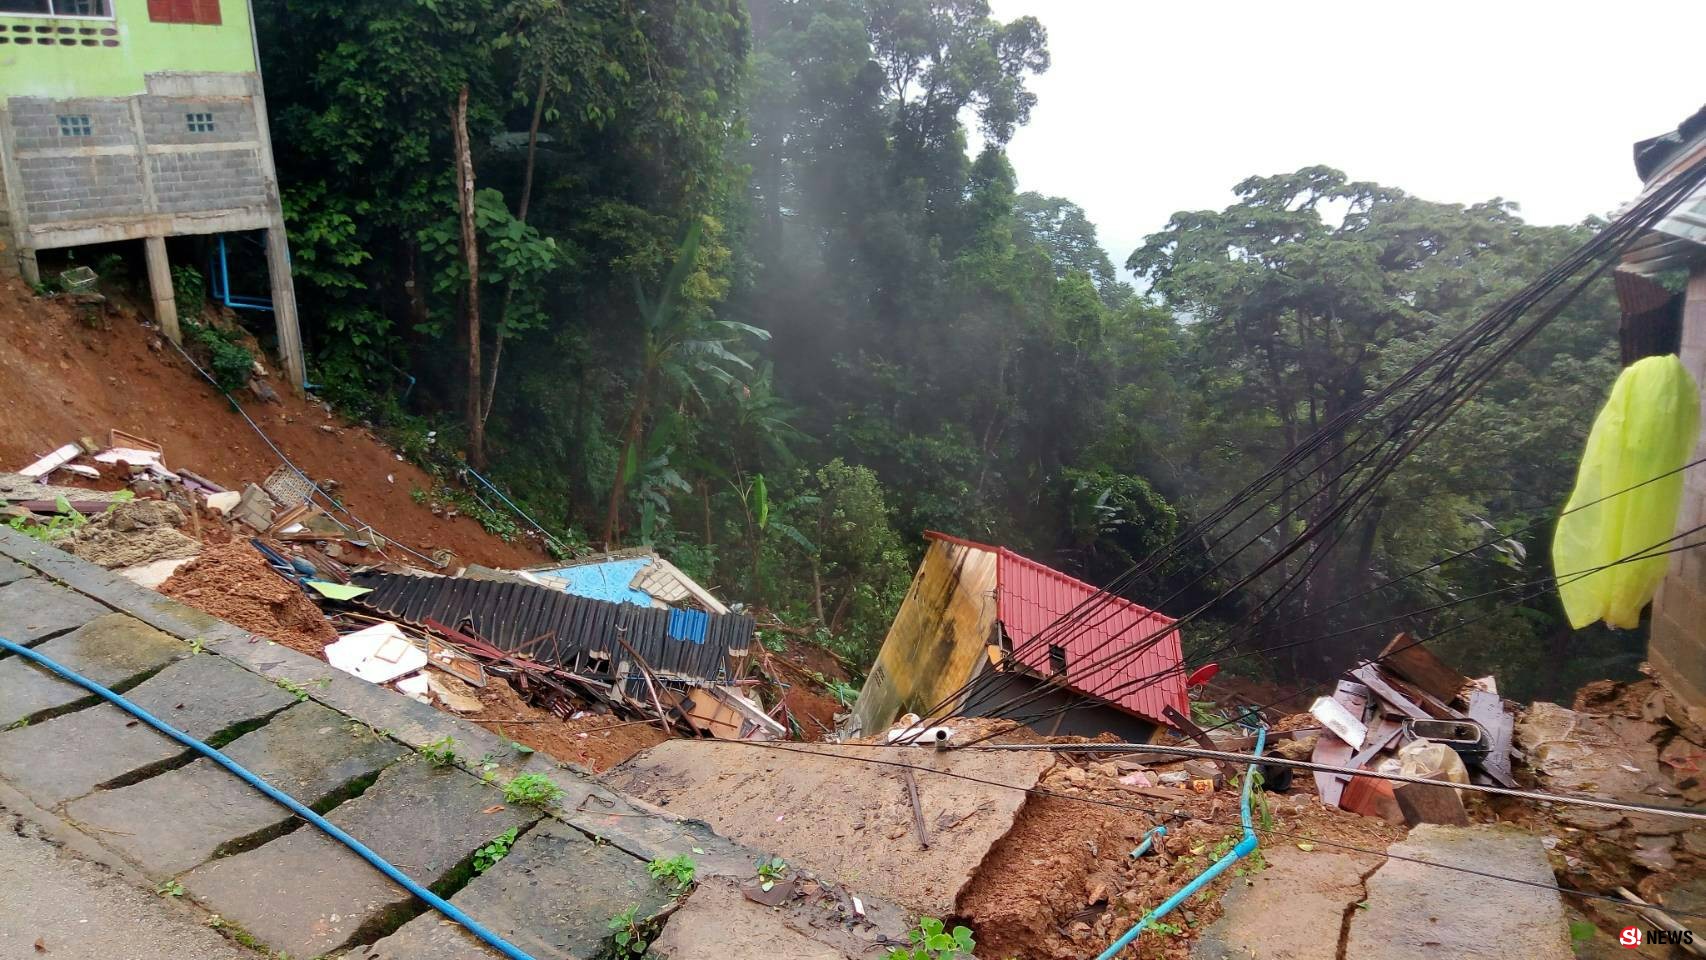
(925, 531, 1188, 726)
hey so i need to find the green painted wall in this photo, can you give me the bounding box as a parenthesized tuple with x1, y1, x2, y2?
(0, 0, 255, 99)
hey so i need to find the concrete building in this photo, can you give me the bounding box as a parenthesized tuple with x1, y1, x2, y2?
(1621, 104, 1706, 709)
(0, 0, 303, 388)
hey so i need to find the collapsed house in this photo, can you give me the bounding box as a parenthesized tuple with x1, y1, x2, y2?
(845, 531, 1187, 740)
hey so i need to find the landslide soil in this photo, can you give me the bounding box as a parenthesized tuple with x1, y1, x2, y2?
(0, 278, 544, 568)
(159, 539, 339, 656)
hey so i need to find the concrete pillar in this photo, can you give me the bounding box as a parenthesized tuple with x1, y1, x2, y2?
(17, 247, 40, 287)
(143, 235, 179, 344)
(264, 225, 306, 394)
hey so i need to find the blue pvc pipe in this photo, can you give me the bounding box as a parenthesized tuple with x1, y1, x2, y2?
(212, 235, 274, 312)
(1095, 727, 1267, 960)
(0, 636, 538, 960)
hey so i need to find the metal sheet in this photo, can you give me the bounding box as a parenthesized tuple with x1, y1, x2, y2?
(349, 572, 754, 686)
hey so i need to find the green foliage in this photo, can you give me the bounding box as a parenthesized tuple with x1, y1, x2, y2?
(755, 855, 788, 891)
(606, 905, 659, 958)
(474, 827, 519, 874)
(274, 677, 328, 702)
(502, 772, 564, 807)
(416, 187, 565, 339)
(885, 917, 976, 960)
(155, 879, 185, 897)
(249, 0, 1628, 705)
(5, 497, 88, 542)
(646, 853, 697, 893)
(171, 264, 206, 310)
(418, 736, 458, 767)
(184, 321, 255, 393)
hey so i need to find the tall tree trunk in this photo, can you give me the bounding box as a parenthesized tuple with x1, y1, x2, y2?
(451, 85, 485, 469)
(702, 480, 713, 547)
(480, 70, 550, 427)
(603, 363, 653, 547)
(811, 558, 826, 625)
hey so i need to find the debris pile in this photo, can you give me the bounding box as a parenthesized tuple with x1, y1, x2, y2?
(64, 499, 201, 571)
(7, 431, 832, 768)
(1306, 632, 1516, 826)
(1516, 673, 1706, 909)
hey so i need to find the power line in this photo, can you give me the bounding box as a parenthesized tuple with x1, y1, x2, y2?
(697, 738, 1706, 922)
(967, 741, 1706, 822)
(903, 163, 1706, 735)
(957, 524, 1706, 742)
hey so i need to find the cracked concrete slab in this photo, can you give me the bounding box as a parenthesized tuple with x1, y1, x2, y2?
(0, 655, 296, 806)
(65, 701, 405, 878)
(359, 820, 666, 960)
(1192, 845, 1383, 960)
(607, 740, 1052, 917)
(1345, 825, 1572, 960)
(181, 760, 539, 960)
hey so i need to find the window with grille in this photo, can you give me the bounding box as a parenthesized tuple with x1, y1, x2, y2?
(186, 112, 216, 133)
(146, 0, 219, 25)
(0, 0, 111, 16)
(57, 114, 92, 137)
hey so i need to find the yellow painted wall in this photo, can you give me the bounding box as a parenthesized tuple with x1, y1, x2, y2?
(849, 539, 999, 734)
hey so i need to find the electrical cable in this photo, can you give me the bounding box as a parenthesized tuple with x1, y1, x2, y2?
(162, 334, 448, 569)
(701, 738, 1706, 922)
(958, 523, 1706, 745)
(952, 256, 1674, 730)
(0, 635, 539, 960)
(903, 163, 1706, 734)
(966, 741, 1706, 822)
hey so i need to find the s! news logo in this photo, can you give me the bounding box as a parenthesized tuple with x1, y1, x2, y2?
(1621, 926, 1695, 948)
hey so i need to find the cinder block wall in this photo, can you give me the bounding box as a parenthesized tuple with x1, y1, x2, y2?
(6, 92, 269, 228)
(1651, 267, 1706, 709)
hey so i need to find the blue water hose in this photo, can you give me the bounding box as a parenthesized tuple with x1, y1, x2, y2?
(1094, 726, 1267, 960)
(0, 636, 538, 960)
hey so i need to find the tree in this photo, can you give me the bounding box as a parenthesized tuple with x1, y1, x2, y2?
(602, 221, 771, 546)
(1014, 192, 1131, 307)
(1129, 167, 1623, 678)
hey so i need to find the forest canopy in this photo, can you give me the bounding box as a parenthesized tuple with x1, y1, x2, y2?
(254, 0, 1636, 700)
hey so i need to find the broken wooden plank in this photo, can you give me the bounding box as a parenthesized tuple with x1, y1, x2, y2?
(1312, 681, 1369, 805)
(1336, 719, 1404, 785)
(1348, 664, 1435, 721)
(18, 443, 81, 481)
(1162, 706, 1239, 780)
(902, 766, 932, 850)
(1465, 689, 1517, 788)
(1393, 781, 1470, 826)
(1378, 632, 1469, 703)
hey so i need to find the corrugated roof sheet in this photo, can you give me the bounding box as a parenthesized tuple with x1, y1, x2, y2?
(924, 531, 1188, 726)
(347, 572, 753, 693)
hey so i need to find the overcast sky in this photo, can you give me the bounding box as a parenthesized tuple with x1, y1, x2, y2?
(986, 1, 1706, 275)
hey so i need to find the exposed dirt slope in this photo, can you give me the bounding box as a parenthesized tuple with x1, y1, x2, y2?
(0, 277, 544, 569)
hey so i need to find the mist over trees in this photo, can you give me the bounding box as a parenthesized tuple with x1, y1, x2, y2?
(254, 0, 1635, 698)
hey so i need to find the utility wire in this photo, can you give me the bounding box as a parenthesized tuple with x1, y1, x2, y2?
(967, 741, 1706, 822)
(905, 163, 1706, 734)
(163, 335, 446, 569)
(960, 523, 1706, 743)
(700, 738, 1706, 922)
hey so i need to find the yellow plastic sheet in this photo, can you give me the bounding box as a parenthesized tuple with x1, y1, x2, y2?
(1554, 354, 1701, 629)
